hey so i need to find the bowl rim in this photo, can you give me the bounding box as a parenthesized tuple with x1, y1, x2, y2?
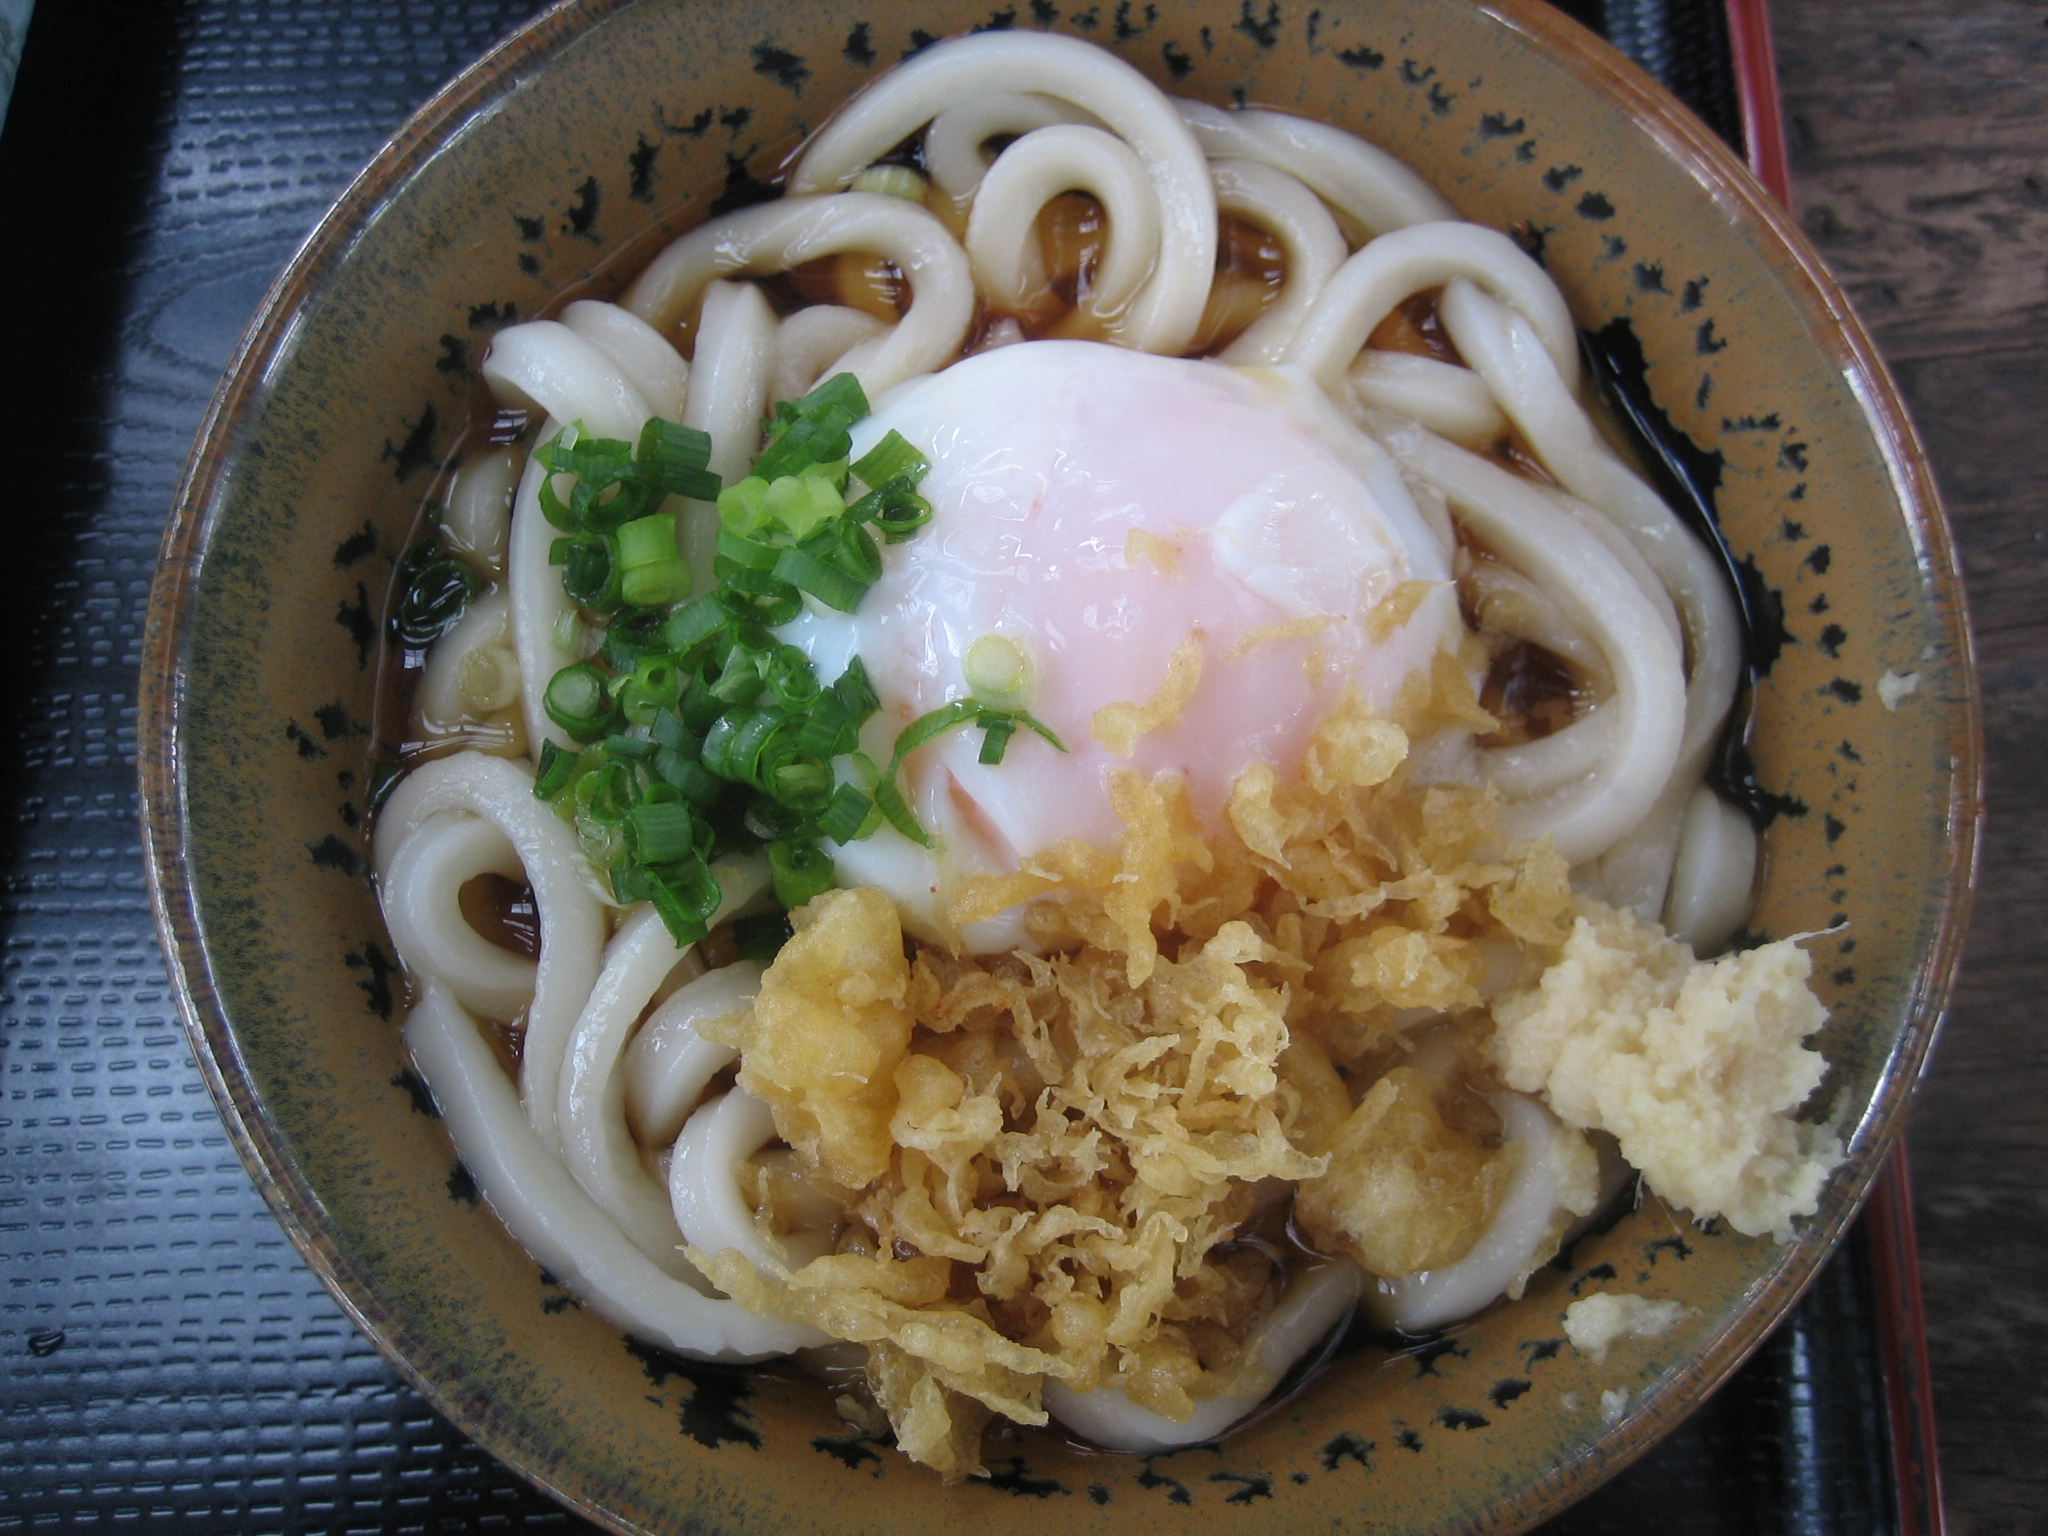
(135, 0, 1984, 1531)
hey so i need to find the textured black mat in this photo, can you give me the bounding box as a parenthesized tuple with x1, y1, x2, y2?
(0, 3, 1895, 1532)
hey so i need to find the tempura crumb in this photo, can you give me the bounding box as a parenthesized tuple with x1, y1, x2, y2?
(711, 687, 1833, 1475)
(1599, 1387, 1631, 1424)
(1090, 634, 1205, 758)
(1877, 670, 1920, 710)
(1563, 1292, 1688, 1362)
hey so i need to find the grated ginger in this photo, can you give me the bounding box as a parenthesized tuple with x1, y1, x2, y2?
(1490, 903, 1842, 1240)
(701, 680, 1835, 1476)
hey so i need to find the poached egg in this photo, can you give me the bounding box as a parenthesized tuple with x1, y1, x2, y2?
(782, 339, 1461, 950)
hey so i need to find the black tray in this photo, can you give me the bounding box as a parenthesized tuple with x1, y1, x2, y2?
(0, 3, 1913, 1532)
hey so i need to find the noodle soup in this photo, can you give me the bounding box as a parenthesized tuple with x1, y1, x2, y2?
(142, 0, 1980, 1525)
(368, 29, 1844, 1478)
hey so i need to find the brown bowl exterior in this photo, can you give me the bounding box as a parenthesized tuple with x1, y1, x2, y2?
(137, 1, 1980, 1533)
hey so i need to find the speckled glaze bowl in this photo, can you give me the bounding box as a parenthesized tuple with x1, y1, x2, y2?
(137, 1, 1979, 1532)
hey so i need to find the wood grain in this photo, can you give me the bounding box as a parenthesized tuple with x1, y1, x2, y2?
(1776, 2, 2048, 1530)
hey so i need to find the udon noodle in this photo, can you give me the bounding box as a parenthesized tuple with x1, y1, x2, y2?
(371, 31, 1836, 1476)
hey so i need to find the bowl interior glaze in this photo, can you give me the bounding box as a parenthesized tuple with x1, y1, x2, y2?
(139, 2, 1978, 1533)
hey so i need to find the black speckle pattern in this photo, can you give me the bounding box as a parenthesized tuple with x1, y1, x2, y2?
(1233, 0, 1281, 47)
(980, 1457, 1068, 1498)
(1319, 1430, 1374, 1470)
(391, 1068, 439, 1117)
(1136, 1462, 1192, 1503)
(1210, 1470, 1274, 1502)
(751, 42, 812, 92)
(380, 403, 440, 481)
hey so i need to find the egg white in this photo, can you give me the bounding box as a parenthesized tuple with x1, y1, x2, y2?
(780, 339, 1462, 950)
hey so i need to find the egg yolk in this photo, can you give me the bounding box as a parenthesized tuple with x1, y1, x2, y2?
(782, 339, 1461, 950)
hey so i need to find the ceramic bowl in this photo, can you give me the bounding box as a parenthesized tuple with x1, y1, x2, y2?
(137, 1, 1979, 1532)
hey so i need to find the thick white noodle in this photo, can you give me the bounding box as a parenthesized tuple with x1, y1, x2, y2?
(1481, 702, 1622, 800)
(481, 319, 651, 442)
(1582, 780, 1690, 923)
(1210, 158, 1348, 365)
(486, 320, 665, 755)
(1368, 1093, 1598, 1334)
(375, 751, 607, 1152)
(670, 1089, 835, 1274)
(965, 125, 1161, 334)
(557, 858, 772, 1276)
(560, 299, 689, 421)
(681, 280, 780, 593)
(772, 305, 887, 404)
(687, 280, 779, 489)
(379, 811, 534, 1021)
(403, 979, 822, 1360)
(1348, 351, 1506, 446)
(622, 961, 762, 1147)
(1286, 221, 1579, 396)
(924, 91, 1098, 205)
(416, 588, 521, 750)
(1462, 475, 1682, 804)
(1042, 1260, 1362, 1452)
(621, 194, 975, 397)
(1378, 425, 1684, 862)
(505, 440, 574, 757)
(1175, 100, 1456, 240)
(1663, 782, 1759, 953)
(787, 32, 1215, 355)
(1460, 554, 1606, 677)
(440, 447, 519, 579)
(1436, 279, 1740, 772)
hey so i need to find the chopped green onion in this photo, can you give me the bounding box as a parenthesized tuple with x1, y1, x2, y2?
(716, 565, 803, 625)
(769, 755, 834, 805)
(802, 517, 883, 584)
(752, 374, 869, 481)
(763, 473, 845, 540)
(601, 733, 656, 761)
(534, 740, 581, 800)
(543, 662, 615, 742)
(628, 801, 699, 864)
(891, 699, 984, 764)
(714, 527, 782, 570)
(851, 430, 929, 490)
(771, 544, 869, 612)
(661, 594, 728, 654)
(551, 532, 621, 611)
(602, 608, 667, 671)
(617, 656, 683, 725)
(870, 771, 931, 848)
(577, 815, 625, 868)
(637, 417, 721, 501)
(769, 838, 837, 909)
(656, 750, 724, 807)
(644, 857, 720, 945)
(846, 476, 932, 544)
(762, 645, 823, 711)
(717, 476, 773, 534)
(617, 513, 690, 607)
(816, 781, 872, 843)
(978, 715, 1016, 765)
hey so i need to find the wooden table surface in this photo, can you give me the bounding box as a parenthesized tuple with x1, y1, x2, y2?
(1771, 2, 2047, 1529)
